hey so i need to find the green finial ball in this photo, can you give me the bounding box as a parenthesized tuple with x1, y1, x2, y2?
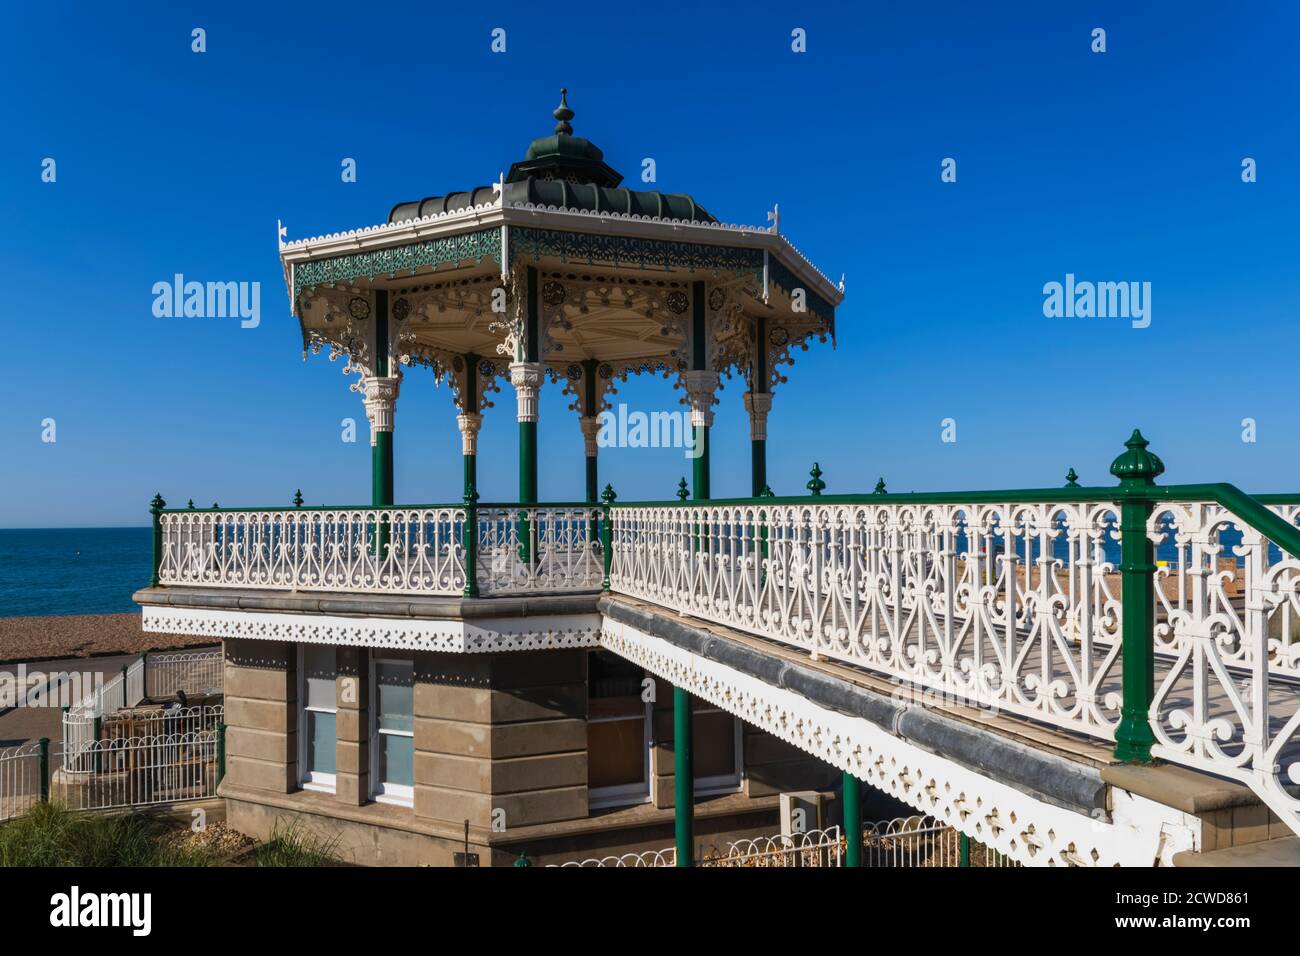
(187, 499, 195, 509)
(1065, 468, 1080, 488)
(553, 88, 574, 135)
(676, 477, 689, 501)
(293, 489, 304, 508)
(212, 503, 219, 509)
(806, 462, 825, 496)
(600, 483, 617, 505)
(1109, 429, 1165, 486)
(760, 484, 775, 498)
(514, 852, 532, 868)
(149, 493, 166, 514)
(874, 477, 887, 495)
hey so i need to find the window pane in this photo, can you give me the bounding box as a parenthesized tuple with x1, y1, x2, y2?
(309, 710, 336, 776)
(588, 717, 645, 790)
(375, 660, 414, 733)
(303, 645, 336, 710)
(590, 650, 645, 699)
(693, 710, 735, 780)
(379, 733, 413, 788)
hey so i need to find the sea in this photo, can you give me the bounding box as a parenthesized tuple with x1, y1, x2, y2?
(0, 528, 152, 617)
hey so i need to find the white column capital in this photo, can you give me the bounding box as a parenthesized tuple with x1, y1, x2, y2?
(743, 390, 774, 442)
(509, 361, 544, 424)
(457, 413, 484, 456)
(362, 375, 401, 446)
(579, 415, 601, 457)
(682, 369, 720, 429)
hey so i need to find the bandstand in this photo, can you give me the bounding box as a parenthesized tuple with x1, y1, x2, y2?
(284, 88, 839, 511)
(139, 90, 1300, 869)
(141, 91, 848, 866)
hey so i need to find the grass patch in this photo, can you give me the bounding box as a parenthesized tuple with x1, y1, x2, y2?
(0, 804, 341, 867)
(0, 803, 220, 867)
(251, 819, 341, 867)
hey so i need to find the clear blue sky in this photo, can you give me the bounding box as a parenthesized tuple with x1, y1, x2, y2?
(2, 1, 1296, 528)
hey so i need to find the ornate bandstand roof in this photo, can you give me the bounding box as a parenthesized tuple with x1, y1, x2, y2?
(278, 89, 844, 411)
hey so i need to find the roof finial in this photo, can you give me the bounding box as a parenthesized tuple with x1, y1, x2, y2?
(553, 88, 574, 135)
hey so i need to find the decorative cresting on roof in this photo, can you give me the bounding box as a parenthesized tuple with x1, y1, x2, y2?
(387, 89, 716, 226)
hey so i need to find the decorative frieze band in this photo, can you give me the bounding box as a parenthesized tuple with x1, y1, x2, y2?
(142, 605, 601, 654)
(293, 228, 501, 298)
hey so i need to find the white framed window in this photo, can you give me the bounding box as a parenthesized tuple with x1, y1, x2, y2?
(298, 644, 337, 793)
(370, 658, 414, 806)
(692, 702, 743, 796)
(588, 650, 651, 809)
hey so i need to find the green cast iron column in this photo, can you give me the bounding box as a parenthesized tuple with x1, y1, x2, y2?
(514, 270, 540, 563)
(461, 353, 480, 501)
(1111, 429, 1164, 763)
(674, 684, 693, 866)
(748, 314, 769, 498)
(370, 291, 395, 558)
(690, 280, 711, 501)
(372, 290, 394, 508)
(675, 280, 716, 867)
(692, 428, 710, 500)
(520, 267, 540, 505)
(583, 358, 599, 504)
(843, 772, 862, 867)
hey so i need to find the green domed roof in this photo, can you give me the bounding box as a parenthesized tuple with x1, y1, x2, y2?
(388, 89, 717, 225)
(506, 89, 624, 187)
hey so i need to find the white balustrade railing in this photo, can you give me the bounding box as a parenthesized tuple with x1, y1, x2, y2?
(1147, 500, 1300, 828)
(475, 505, 603, 594)
(609, 501, 1126, 741)
(158, 506, 605, 597)
(159, 507, 467, 595)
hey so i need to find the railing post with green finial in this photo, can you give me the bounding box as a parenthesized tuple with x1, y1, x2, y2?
(600, 484, 616, 591)
(149, 494, 166, 587)
(806, 463, 825, 496)
(293, 489, 304, 508)
(1065, 468, 1080, 488)
(874, 478, 887, 495)
(1111, 429, 1164, 763)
